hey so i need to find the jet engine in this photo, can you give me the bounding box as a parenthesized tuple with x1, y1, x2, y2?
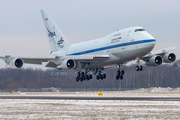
(162, 52, 176, 63)
(7, 58, 23, 69)
(59, 59, 76, 70)
(145, 55, 162, 66)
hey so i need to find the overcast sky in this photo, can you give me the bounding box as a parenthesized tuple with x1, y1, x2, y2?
(0, 0, 179, 68)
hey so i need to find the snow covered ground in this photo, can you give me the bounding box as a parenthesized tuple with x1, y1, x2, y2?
(1, 87, 180, 97)
(0, 87, 180, 119)
(0, 99, 180, 120)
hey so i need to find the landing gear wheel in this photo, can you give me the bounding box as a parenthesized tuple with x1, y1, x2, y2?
(76, 77, 79, 82)
(89, 74, 92, 79)
(85, 75, 89, 80)
(139, 66, 143, 71)
(99, 74, 103, 80)
(117, 70, 120, 75)
(116, 75, 119, 80)
(81, 72, 84, 76)
(83, 76, 86, 80)
(96, 75, 99, 80)
(80, 77, 83, 81)
(121, 70, 125, 75)
(77, 72, 80, 77)
(136, 66, 143, 71)
(120, 75, 123, 80)
(135, 66, 139, 71)
(103, 74, 106, 79)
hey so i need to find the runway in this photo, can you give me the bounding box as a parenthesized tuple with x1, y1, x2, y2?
(0, 96, 180, 101)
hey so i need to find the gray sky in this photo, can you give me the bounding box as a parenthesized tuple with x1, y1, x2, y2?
(0, 0, 179, 68)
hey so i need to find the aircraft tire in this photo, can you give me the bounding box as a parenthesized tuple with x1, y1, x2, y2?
(103, 74, 106, 79)
(80, 77, 83, 81)
(83, 76, 86, 80)
(121, 70, 125, 75)
(86, 75, 89, 80)
(116, 75, 119, 80)
(135, 66, 139, 71)
(77, 72, 80, 77)
(96, 75, 99, 80)
(100, 74, 103, 80)
(89, 74, 92, 79)
(120, 75, 123, 80)
(117, 70, 120, 75)
(139, 66, 143, 71)
(81, 72, 84, 76)
(76, 77, 79, 82)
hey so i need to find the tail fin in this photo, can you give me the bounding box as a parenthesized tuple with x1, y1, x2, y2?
(41, 10, 69, 52)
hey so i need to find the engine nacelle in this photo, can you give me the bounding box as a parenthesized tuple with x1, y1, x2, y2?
(163, 53, 176, 63)
(145, 55, 162, 66)
(58, 59, 76, 70)
(8, 58, 23, 69)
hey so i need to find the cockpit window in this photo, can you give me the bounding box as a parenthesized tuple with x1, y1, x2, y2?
(134, 29, 145, 32)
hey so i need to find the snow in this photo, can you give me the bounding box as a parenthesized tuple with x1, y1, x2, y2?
(0, 87, 180, 119)
(0, 99, 180, 119)
(1, 87, 180, 97)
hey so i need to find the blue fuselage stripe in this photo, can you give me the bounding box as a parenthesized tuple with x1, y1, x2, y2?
(68, 39, 156, 55)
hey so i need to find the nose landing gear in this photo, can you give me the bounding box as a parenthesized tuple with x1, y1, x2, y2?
(135, 65, 143, 71)
(136, 57, 143, 71)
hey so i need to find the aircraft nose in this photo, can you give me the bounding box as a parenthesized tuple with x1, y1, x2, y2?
(146, 39, 156, 50)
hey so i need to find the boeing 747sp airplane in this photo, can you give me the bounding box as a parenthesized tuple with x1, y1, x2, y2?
(0, 10, 176, 81)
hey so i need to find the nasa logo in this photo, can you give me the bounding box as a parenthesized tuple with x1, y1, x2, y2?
(46, 27, 56, 38)
(46, 27, 57, 43)
(57, 37, 64, 47)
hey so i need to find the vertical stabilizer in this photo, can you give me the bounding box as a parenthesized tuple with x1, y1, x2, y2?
(41, 10, 69, 52)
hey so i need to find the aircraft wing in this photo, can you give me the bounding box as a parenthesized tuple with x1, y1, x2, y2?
(149, 47, 176, 56)
(0, 55, 57, 65)
(142, 47, 176, 63)
(0, 54, 110, 68)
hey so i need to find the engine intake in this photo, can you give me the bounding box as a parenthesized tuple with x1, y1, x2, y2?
(145, 55, 162, 66)
(58, 59, 76, 70)
(8, 58, 23, 69)
(163, 53, 176, 63)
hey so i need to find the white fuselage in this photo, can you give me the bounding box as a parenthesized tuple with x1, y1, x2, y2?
(53, 26, 156, 69)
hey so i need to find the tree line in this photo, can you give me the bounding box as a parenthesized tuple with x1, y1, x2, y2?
(0, 60, 179, 90)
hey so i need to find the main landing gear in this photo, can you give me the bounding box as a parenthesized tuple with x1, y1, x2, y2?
(76, 71, 92, 82)
(94, 68, 106, 80)
(96, 69, 106, 80)
(116, 65, 125, 80)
